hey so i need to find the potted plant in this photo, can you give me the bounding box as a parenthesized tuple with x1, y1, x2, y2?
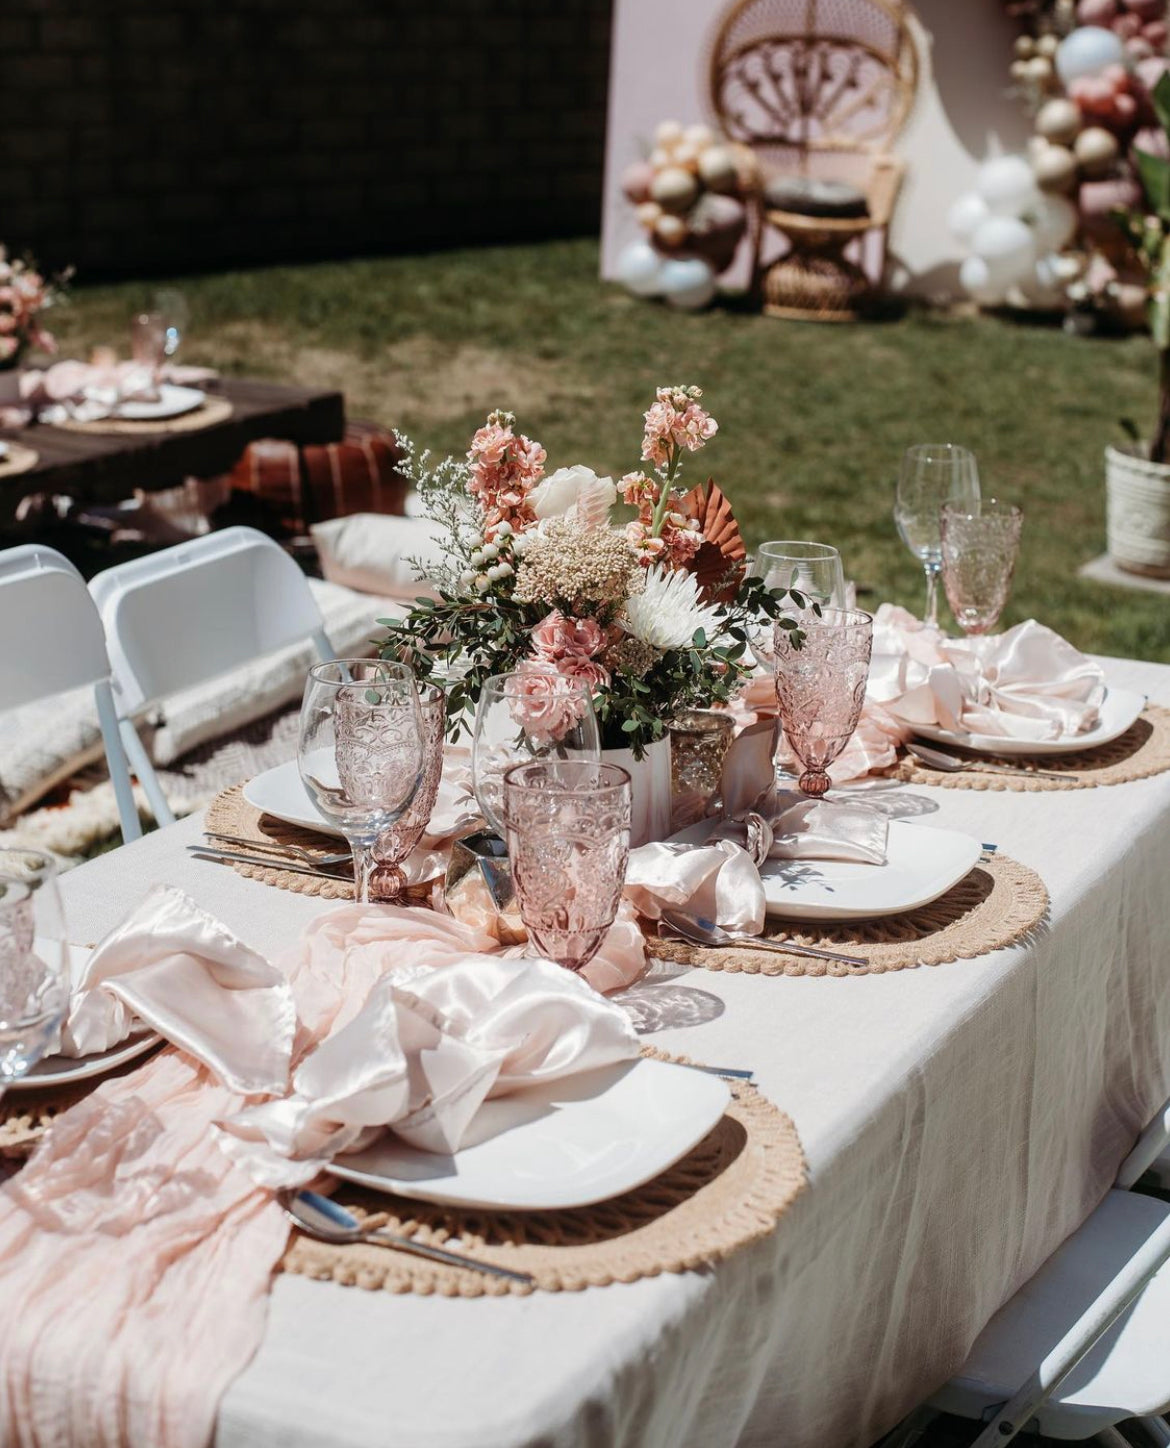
(1109, 70, 1170, 576)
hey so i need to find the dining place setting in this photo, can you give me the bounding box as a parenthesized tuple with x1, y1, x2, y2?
(2, 387, 1170, 1448)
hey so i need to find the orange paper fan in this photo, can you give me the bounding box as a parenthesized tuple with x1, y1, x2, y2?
(683, 479, 747, 601)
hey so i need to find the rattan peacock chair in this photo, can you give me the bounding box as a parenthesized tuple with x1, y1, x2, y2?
(708, 0, 919, 320)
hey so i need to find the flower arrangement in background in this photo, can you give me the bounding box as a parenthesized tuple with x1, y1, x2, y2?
(378, 385, 805, 757)
(0, 247, 70, 368)
(614, 122, 760, 311)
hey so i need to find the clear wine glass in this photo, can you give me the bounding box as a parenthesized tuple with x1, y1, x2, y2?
(370, 682, 447, 902)
(0, 849, 70, 1096)
(773, 608, 874, 797)
(298, 659, 425, 903)
(940, 499, 1024, 636)
(503, 760, 632, 972)
(151, 288, 189, 361)
(471, 670, 601, 838)
(895, 444, 981, 627)
(745, 541, 847, 670)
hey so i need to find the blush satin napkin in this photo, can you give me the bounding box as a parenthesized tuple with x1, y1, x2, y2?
(0, 887, 640, 1448)
(0, 359, 218, 428)
(736, 604, 1109, 784)
(624, 721, 889, 936)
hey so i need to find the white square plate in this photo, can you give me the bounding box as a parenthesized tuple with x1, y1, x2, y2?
(330, 1058, 730, 1211)
(913, 686, 1146, 757)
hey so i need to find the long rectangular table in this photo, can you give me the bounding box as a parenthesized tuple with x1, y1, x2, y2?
(0, 378, 345, 520)
(55, 654, 1170, 1448)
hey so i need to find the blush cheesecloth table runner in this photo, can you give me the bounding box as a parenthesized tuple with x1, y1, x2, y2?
(31, 653, 1170, 1448)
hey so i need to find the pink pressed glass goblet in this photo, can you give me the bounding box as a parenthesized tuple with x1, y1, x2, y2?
(370, 683, 446, 902)
(940, 499, 1023, 637)
(773, 608, 874, 798)
(502, 760, 631, 973)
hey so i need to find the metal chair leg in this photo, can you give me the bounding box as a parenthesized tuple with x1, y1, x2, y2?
(95, 681, 141, 842)
(872, 1405, 939, 1448)
(118, 716, 174, 828)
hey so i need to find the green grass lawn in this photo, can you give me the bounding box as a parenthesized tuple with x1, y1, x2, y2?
(55, 236, 1170, 664)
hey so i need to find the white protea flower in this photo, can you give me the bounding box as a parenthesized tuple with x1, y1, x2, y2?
(623, 566, 723, 651)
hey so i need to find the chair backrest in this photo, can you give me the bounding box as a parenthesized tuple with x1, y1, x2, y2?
(0, 544, 116, 709)
(707, 0, 918, 172)
(89, 526, 331, 714)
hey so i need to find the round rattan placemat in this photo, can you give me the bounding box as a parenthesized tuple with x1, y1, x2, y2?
(280, 1060, 807, 1297)
(50, 395, 233, 436)
(891, 706, 1170, 792)
(0, 442, 39, 479)
(204, 785, 357, 900)
(644, 854, 1048, 977)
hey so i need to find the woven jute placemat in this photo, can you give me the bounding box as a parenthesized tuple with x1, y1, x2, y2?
(645, 853, 1048, 977)
(0, 442, 39, 479)
(50, 395, 233, 436)
(890, 705, 1170, 792)
(280, 1060, 807, 1297)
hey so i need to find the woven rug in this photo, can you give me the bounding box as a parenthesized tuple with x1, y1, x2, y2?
(49, 395, 233, 436)
(0, 443, 38, 479)
(891, 706, 1170, 792)
(281, 1059, 807, 1297)
(644, 854, 1048, 977)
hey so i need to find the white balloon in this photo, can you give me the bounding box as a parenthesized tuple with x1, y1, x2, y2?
(977, 155, 1042, 217)
(1055, 25, 1126, 86)
(972, 215, 1037, 289)
(948, 192, 990, 244)
(659, 256, 717, 310)
(1016, 255, 1067, 307)
(617, 239, 665, 297)
(1029, 193, 1078, 253)
(959, 255, 1004, 306)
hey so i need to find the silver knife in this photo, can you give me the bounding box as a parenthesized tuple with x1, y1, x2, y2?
(187, 845, 352, 884)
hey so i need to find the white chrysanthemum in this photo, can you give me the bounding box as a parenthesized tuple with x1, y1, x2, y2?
(623, 566, 723, 651)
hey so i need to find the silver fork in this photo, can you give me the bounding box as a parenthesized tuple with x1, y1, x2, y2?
(660, 909, 868, 970)
(907, 740, 1071, 784)
(204, 831, 351, 868)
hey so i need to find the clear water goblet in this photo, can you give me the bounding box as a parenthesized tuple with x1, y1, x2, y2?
(370, 682, 447, 902)
(503, 760, 632, 972)
(773, 608, 874, 797)
(471, 670, 600, 839)
(298, 659, 424, 903)
(0, 849, 70, 1097)
(940, 499, 1024, 637)
(745, 541, 846, 670)
(895, 444, 981, 627)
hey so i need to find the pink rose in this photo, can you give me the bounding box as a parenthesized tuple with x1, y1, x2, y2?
(556, 656, 610, 690)
(531, 609, 605, 663)
(509, 664, 589, 746)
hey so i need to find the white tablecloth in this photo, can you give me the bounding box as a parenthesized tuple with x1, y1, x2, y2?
(55, 656, 1170, 1448)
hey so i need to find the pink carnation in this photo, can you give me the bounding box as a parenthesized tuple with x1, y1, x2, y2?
(509, 663, 590, 746)
(531, 609, 605, 663)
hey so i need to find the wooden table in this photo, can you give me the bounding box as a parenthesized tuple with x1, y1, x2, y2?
(0, 377, 345, 522)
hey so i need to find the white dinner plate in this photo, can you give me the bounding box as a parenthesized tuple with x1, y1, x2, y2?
(243, 760, 344, 838)
(913, 686, 1146, 757)
(7, 943, 163, 1091)
(113, 384, 205, 421)
(330, 1058, 730, 1211)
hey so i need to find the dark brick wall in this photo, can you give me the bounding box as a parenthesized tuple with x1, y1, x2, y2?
(0, 0, 614, 279)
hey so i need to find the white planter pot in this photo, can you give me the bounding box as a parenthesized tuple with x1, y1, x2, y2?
(1106, 443, 1170, 579)
(601, 736, 672, 847)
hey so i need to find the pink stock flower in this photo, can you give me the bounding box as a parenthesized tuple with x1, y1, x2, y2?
(467, 409, 546, 528)
(641, 385, 718, 470)
(508, 663, 589, 746)
(531, 609, 605, 663)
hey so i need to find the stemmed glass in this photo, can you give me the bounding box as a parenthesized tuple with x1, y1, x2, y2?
(129, 312, 168, 391)
(940, 499, 1024, 637)
(895, 445, 981, 627)
(471, 671, 601, 838)
(0, 849, 69, 1097)
(503, 760, 632, 972)
(151, 288, 188, 362)
(298, 660, 425, 903)
(745, 541, 846, 670)
(370, 682, 447, 901)
(773, 609, 874, 797)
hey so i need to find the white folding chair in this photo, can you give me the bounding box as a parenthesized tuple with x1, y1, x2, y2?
(88, 527, 336, 829)
(0, 544, 142, 841)
(879, 1097, 1170, 1448)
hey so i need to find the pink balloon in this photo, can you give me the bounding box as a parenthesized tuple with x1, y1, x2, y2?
(1135, 124, 1170, 158)
(1112, 12, 1143, 39)
(1143, 19, 1168, 45)
(1137, 54, 1170, 90)
(1125, 0, 1164, 20)
(1078, 0, 1118, 21)
(621, 161, 655, 205)
(1114, 91, 1139, 122)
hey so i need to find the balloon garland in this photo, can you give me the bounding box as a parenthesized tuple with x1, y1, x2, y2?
(953, 0, 1170, 322)
(616, 122, 760, 310)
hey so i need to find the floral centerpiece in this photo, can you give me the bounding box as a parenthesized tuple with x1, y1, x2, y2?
(378, 385, 806, 762)
(0, 247, 70, 369)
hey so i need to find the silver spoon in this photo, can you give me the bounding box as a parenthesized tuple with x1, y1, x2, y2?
(906, 740, 1071, 784)
(279, 1189, 534, 1287)
(660, 909, 868, 970)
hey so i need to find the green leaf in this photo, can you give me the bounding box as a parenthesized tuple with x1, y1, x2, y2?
(692, 627, 706, 649)
(1120, 416, 1142, 443)
(1134, 148, 1170, 224)
(1152, 70, 1170, 140)
(621, 718, 640, 733)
